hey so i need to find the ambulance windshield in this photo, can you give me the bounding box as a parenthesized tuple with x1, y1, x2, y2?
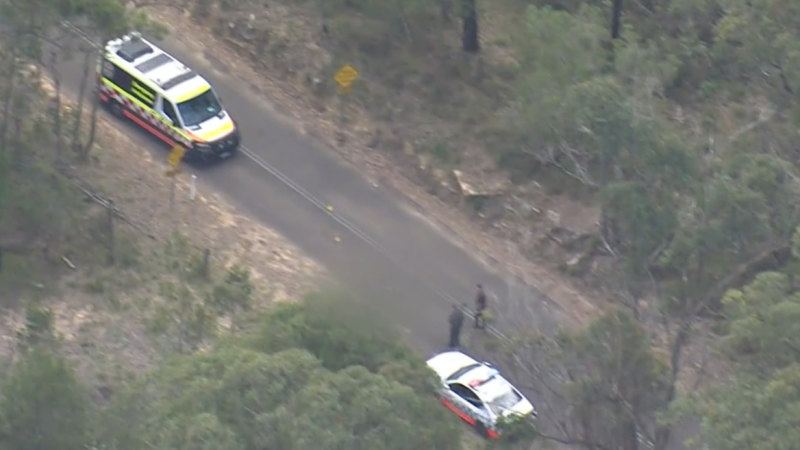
(177, 89, 222, 127)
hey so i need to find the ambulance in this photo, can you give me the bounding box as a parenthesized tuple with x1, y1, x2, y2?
(97, 32, 240, 160)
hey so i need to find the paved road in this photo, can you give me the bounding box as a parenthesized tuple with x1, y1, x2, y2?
(56, 31, 565, 354)
(55, 30, 692, 449)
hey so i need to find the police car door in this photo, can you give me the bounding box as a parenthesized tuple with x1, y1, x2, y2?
(446, 382, 492, 427)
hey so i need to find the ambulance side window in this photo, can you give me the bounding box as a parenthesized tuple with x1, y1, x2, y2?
(106, 63, 155, 107)
(109, 64, 133, 92)
(130, 79, 156, 107)
(162, 100, 178, 126)
(101, 59, 115, 79)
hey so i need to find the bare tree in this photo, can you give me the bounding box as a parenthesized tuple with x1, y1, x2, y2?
(461, 0, 479, 53)
(0, 43, 19, 150)
(438, 0, 452, 23)
(71, 47, 92, 155)
(49, 50, 64, 163)
(81, 58, 102, 160)
(611, 0, 623, 39)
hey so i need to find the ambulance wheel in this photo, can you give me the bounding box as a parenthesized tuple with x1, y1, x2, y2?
(109, 101, 124, 118)
(475, 422, 488, 438)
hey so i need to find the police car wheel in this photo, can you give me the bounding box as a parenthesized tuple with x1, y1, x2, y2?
(109, 101, 124, 118)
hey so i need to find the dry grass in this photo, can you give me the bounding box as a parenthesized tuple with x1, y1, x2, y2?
(0, 72, 326, 388)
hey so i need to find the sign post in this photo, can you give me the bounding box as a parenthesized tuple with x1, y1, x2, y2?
(165, 144, 186, 212)
(190, 174, 197, 201)
(333, 64, 359, 132)
(170, 177, 175, 210)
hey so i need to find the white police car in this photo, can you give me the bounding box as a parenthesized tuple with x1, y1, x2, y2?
(426, 350, 536, 439)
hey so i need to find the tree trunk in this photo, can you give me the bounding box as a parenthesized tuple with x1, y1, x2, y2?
(0, 48, 19, 151)
(81, 86, 100, 161)
(439, 0, 452, 23)
(50, 51, 63, 164)
(11, 106, 22, 166)
(580, 410, 593, 447)
(81, 42, 106, 161)
(461, 0, 479, 53)
(654, 321, 689, 450)
(774, 62, 794, 94)
(625, 420, 640, 450)
(71, 49, 92, 154)
(611, 0, 623, 39)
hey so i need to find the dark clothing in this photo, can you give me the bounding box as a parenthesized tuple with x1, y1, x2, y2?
(449, 307, 464, 329)
(475, 289, 487, 311)
(449, 327, 461, 348)
(474, 310, 485, 329)
(474, 288, 487, 329)
(448, 307, 464, 348)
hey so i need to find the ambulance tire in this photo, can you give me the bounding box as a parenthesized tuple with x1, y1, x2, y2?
(475, 422, 488, 439)
(109, 101, 124, 118)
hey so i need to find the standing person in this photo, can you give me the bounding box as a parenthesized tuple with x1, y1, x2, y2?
(474, 284, 487, 329)
(448, 303, 465, 348)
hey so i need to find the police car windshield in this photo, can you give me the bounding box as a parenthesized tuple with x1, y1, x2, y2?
(487, 389, 523, 416)
(178, 89, 222, 127)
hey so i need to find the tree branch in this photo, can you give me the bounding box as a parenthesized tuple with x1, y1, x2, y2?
(698, 240, 791, 311)
(537, 430, 612, 450)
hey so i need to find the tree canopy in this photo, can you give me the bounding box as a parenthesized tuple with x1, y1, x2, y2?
(0, 349, 90, 450)
(680, 250, 800, 449)
(97, 295, 460, 450)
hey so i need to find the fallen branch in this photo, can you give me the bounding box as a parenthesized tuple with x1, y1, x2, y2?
(61, 255, 77, 270)
(725, 107, 775, 145)
(700, 240, 791, 307)
(599, 232, 617, 257)
(646, 237, 671, 266)
(545, 232, 563, 245)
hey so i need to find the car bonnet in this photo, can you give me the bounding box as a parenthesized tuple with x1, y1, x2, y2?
(187, 112, 235, 143)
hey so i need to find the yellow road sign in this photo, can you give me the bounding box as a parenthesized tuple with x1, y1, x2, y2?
(167, 145, 186, 168)
(334, 64, 359, 91)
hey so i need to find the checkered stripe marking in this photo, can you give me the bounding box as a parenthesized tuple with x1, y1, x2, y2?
(99, 82, 193, 148)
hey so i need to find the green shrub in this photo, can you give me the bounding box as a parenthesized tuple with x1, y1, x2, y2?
(208, 264, 254, 314)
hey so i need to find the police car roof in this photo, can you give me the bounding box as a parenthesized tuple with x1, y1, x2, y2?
(451, 363, 498, 386)
(105, 32, 212, 102)
(426, 351, 479, 380)
(470, 373, 514, 399)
